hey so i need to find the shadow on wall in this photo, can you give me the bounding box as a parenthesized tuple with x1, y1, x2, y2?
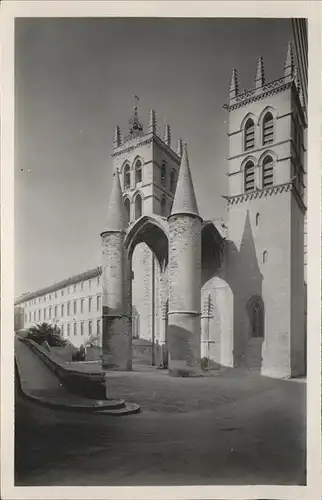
(202, 211, 264, 372)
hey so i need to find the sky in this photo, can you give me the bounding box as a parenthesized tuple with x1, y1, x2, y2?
(15, 17, 294, 297)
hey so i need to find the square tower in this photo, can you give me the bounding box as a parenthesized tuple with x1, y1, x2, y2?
(225, 45, 306, 378)
(112, 105, 182, 223)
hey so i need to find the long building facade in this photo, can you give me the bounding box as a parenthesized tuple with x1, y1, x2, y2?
(15, 42, 307, 377)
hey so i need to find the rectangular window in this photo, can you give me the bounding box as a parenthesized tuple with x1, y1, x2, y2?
(97, 319, 101, 335)
(81, 322, 84, 335)
(49, 307, 52, 319)
(67, 323, 70, 336)
(67, 287, 70, 295)
(38, 310, 41, 320)
(44, 295, 46, 302)
(97, 295, 100, 311)
(81, 299, 84, 313)
(54, 305, 57, 318)
(73, 284, 76, 293)
(44, 309, 46, 320)
(55, 291, 57, 298)
(73, 300, 77, 314)
(61, 289, 64, 297)
(67, 302, 70, 316)
(25, 314, 27, 323)
(61, 304, 64, 316)
(89, 297, 92, 312)
(89, 321, 92, 336)
(34, 311, 36, 321)
(61, 324, 64, 336)
(29, 312, 31, 322)
(73, 323, 77, 336)
(81, 282, 84, 291)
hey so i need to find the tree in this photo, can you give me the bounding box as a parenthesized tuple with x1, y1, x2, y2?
(27, 322, 68, 347)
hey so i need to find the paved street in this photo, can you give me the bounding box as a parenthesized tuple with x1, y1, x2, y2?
(15, 364, 306, 486)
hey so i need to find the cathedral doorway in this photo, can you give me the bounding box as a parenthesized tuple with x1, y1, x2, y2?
(124, 216, 169, 368)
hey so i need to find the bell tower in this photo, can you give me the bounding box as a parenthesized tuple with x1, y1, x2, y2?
(224, 43, 306, 378)
(111, 97, 183, 223)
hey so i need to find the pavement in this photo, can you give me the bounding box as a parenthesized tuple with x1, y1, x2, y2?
(15, 354, 306, 486)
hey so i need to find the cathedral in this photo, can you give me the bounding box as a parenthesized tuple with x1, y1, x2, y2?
(100, 42, 307, 379)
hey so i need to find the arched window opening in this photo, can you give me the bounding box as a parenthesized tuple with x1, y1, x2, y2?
(244, 118, 255, 151)
(161, 197, 166, 217)
(263, 112, 274, 145)
(135, 159, 142, 184)
(135, 194, 142, 220)
(124, 198, 130, 224)
(170, 169, 176, 193)
(244, 161, 255, 192)
(262, 155, 274, 188)
(256, 213, 260, 226)
(248, 297, 264, 339)
(124, 164, 131, 189)
(263, 250, 268, 264)
(161, 162, 166, 186)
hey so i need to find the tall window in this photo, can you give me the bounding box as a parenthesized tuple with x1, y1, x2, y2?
(61, 325, 64, 336)
(135, 159, 142, 184)
(244, 118, 255, 151)
(38, 310, 41, 320)
(44, 309, 46, 320)
(89, 321, 92, 336)
(73, 301, 77, 314)
(67, 302, 70, 316)
(81, 322, 84, 336)
(244, 161, 255, 192)
(81, 282, 84, 291)
(135, 194, 142, 219)
(49, 307, 52, 319)
(124, 164, 131, 189)
(67, 323, 70, 337)
(170, 169, 176, 193)
(249, 298, 264, 338)
(61, 304, 64, 316)
(81, 299, 84, 313)
(54, 306, 57, 318)
(124, 198, 130, 224)
(88, 297, 92, 312)
(161, 197, 166, 217)
(262, 112, 274, 145)
(34, 311, 36, 321)
(97, 319, 101, 336)
(73, 323, 77, 336)
(161, 162, 166, 186)
(97, 295, 101, 311)
(262, 155, 274, 188)
(89, 280, 91, 290)
(73, 284, 76, 293)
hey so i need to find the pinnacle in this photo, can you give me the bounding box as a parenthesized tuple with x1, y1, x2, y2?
(284, 41, 294, 76)
(104, 169, 127, 232)
(255, 56, 265, 87)
(170, 143, 200, 219)
(229, 68, 239, 99)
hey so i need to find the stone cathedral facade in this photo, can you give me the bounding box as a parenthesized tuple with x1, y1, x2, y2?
(101, 42, 306, 379)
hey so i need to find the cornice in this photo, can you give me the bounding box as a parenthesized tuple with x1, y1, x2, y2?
(224, 80, 292, 112)
(112, 133, 181, 165)
(223, 182, 306, 213)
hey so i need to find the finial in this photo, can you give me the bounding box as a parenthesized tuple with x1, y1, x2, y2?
(128, 94, 143, 137)
(148, 109, 157, 134)
(255, 56, 265, 88)
(284, 42, 294, 78)
(229, 68, 239, 99)
(176, 138, 183, 158)
(113, 125, 122, 148)
(164, 124, 171, 147)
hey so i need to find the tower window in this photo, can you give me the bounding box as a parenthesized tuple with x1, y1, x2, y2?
(262, 155, 274, 188)
(263, 250, 268, 264)
(135, 194, 142, 219)
(263, 112, 274, 145)
(124, 197, 130, 224)
(135, 160, 142, 184)
(161, 197, 166, 217)
(244, 161, 255, 192)
(170, 169, 176, 193)
(161, 162, 166, 186)
(244, 118, 255, 151)
(256, 213, 260, 226)
(124, 164, 131, 189)
(247, 296, 264, 339)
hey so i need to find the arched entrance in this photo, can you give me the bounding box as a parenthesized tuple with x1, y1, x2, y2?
(124, 215, 170, 368)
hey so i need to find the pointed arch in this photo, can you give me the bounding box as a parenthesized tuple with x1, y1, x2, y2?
(258, 106, 278, 146)
(262, 155, 274, 187)
(134, 192, 143, 220)
(124, 197, 130, 224)
(123, 163, 131, 190)
(134, 157, 143, 185)
(244, 160, 255, 192)
(244, 118, 255, 151)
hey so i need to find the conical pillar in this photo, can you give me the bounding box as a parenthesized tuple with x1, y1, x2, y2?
(167, 144, 202, 376)
(101, 170, 132, 371)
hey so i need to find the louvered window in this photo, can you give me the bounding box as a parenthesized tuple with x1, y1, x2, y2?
(244, 161, 255, 192)
(263, 112, 274, 145)
(244, 119, 255, 151)
(263, 156, 274, 187)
